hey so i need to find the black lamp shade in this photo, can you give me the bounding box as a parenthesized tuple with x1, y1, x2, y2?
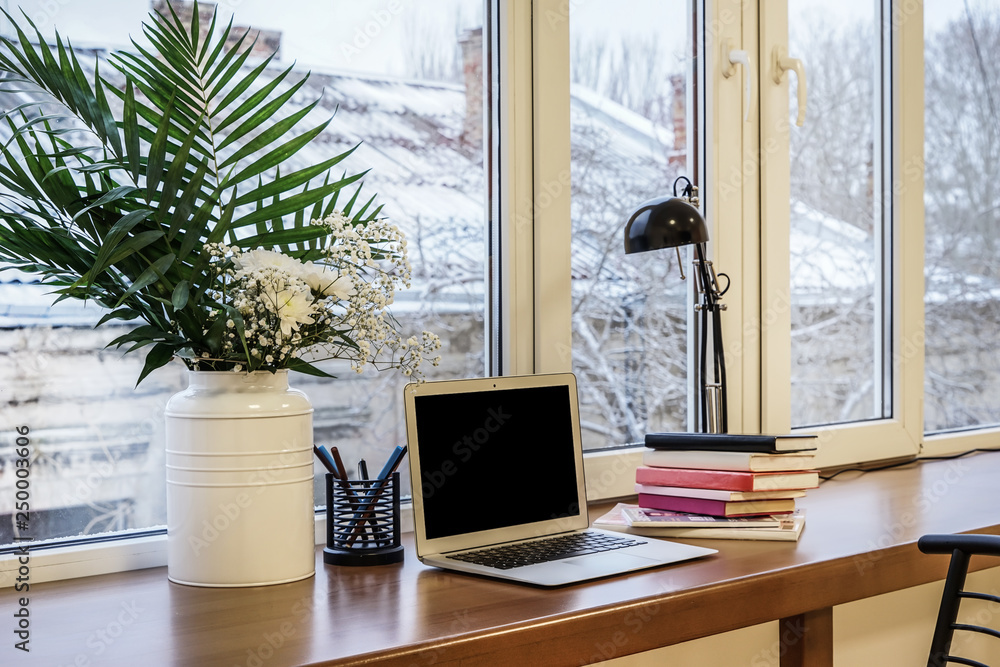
(623, 195, 710, 254)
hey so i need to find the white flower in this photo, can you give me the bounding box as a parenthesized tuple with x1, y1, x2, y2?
(235, 249, 307, 278)
(302, 262, 355, 299)
(262, 287, 315, 336)
(197, 220, 435, 379)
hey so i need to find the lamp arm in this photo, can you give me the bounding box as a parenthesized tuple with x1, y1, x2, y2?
(712, 305, 729, 433)
(693, 244, 728, 433)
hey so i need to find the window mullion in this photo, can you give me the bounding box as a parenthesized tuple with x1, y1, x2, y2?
(530, 0, 572, 375)
(493, 0, 538, 376)
(757, 2, 793, 435)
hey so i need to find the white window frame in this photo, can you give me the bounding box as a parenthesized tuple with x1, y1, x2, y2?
(755, 0, 925, 468)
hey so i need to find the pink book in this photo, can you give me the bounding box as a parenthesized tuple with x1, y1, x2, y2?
(637, 493, 795, 518)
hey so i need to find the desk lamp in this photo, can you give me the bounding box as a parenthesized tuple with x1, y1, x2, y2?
(623, 176, 729, 433)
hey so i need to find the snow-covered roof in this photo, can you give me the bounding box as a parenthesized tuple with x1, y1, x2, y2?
(789, 199, 875, 301)
(0, 51, 491, 325)
(3, 43, 946, 327)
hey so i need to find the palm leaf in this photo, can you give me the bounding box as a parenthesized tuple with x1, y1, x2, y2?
(0, 2, 379, 384)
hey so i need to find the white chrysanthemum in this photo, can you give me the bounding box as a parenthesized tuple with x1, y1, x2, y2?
(301, 262, 356, 299)
(262, 287, 316, 336)
(235, 249, 307, 278)
(198, 220, 437, 379)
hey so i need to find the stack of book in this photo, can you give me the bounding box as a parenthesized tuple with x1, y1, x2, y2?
(593, 503, 807, 542)
(624, 432, 819, 541)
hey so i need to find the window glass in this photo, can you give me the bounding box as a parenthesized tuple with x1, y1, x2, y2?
(924, 1, 1000, 433)
(570, 0, 696, 449)
(788, 0, 888, 427)
(0, 0, 486, 547)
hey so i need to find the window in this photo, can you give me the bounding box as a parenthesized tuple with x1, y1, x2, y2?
(757, 0, 923, 467)
(555, 0, 926, 473)
(0, 0, 487, 547)
(923, 1, 1000, 434)
(569, 0, 699, 449)
(787, 1, 890, 427)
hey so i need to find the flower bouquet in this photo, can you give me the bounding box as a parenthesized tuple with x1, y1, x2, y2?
(0, 2, 438, 383)
(198, 214, 440, 377)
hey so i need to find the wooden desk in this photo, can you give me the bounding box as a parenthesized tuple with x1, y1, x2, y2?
(6, 450, 1000, 666)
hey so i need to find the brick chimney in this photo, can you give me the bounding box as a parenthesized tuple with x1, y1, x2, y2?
(459, 28, 483, 149)
(151, 0, 214, 43)
(151, 2, 280, 60)
(668, 73, 686, 167)
(225, 26, 282, 60)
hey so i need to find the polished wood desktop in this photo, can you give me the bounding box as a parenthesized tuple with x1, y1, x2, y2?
(9, 450, 1000, 666)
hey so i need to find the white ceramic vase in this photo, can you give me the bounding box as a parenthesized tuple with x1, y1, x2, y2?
(164, 370, 316, 587)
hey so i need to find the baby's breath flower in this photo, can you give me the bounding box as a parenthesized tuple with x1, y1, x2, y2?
(191, 213, 436, 380)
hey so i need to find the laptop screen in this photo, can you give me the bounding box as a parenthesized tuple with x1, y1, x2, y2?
(412, 383, 582, 540)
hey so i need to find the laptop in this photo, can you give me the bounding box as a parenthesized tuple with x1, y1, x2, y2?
(403, 373, 716, 586)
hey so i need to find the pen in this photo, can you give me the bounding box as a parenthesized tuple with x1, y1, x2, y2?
(375, 445, 407, 480)
(329, 447, 349, 481)
(358, 458, 369, 481)
(313, 445, 337, 475)
(345, 446, 409, 547)
(326, 446, 365, 541)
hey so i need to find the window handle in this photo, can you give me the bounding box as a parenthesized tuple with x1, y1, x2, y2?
(722, 39, 753, 123)
(772, 46, 806, 127)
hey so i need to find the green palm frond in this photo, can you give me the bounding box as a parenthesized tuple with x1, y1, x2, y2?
(0, 2, 376, 384)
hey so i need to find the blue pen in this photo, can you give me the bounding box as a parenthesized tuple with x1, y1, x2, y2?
(315, 444, 341, 478)
(376, 445, 407, 479)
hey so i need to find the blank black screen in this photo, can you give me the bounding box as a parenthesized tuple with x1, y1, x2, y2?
(414, 385, 581, 540)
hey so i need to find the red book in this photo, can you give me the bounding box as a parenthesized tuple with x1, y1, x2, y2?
(635, 465, 820, 492)
(637, 493, 795, 518)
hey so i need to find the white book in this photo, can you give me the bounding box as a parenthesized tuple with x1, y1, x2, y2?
(593, 504, 806, 542)
(642, 448, 817, 472)
(634, 484, 807, 502)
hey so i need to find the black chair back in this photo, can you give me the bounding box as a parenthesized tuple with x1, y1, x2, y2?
(918, 534, 1000, 667)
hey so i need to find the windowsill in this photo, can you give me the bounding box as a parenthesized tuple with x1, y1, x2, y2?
(4, 450, 1000, 665)
(1, 446, 634, 588)
(0, 506, 418, 587)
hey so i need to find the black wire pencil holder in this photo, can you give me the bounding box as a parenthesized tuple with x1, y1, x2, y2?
(323, 472, 404, 566)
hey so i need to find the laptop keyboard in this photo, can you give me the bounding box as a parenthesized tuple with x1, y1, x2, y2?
(446, 532, 646, 570)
